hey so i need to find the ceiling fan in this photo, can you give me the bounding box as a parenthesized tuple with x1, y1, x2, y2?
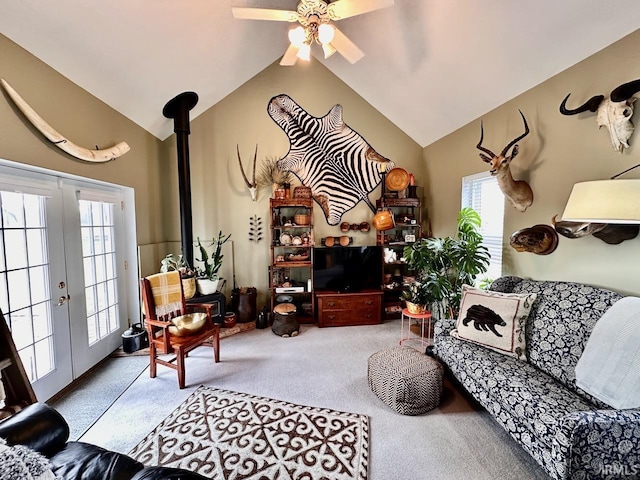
(232, 0, 394, 66)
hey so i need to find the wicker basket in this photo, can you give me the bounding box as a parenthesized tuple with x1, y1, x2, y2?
(293, 186, 312, 199)
(294, 213, 310, 225)
(182, 277, 196, 300)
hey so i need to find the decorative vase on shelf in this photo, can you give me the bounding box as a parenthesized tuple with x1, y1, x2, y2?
(196, 278, 219, 295)
(406, 301, 428, 315)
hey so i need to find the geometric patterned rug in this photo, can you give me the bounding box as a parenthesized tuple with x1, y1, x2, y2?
(128, 386, 369, 479)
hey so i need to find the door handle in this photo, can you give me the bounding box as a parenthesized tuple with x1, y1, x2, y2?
(56, 295, 71, 306)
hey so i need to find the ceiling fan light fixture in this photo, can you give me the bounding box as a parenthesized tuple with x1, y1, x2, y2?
(232, 0, 395, 65)
(317, 23, 335, 44)
(288, 26, 306, 47)
(296, 43, 311, 61)
(322, 42, 337, 58)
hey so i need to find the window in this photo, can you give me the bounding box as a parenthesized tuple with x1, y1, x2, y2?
(461, 172, 504, 281)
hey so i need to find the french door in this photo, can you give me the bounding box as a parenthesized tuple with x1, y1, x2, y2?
(0, 164, 129, 400)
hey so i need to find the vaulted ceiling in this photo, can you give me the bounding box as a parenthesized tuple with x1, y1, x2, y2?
(1, 1, 639, 147)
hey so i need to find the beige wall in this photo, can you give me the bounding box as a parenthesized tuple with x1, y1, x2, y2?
(11, 23, 636, 304)
(423, 29, 640, 296)
(1, 32, 422, 309)
(166, 60, 423, 306)
(0, 34, 165, 248)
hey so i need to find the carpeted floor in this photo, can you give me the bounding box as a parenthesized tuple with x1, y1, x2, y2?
(50, 323, 256, 440)
(78, 321, 551, 480)
(49, 355, 150, 440)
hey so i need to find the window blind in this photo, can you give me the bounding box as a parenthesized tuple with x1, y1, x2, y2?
(461, 172, 504, 280)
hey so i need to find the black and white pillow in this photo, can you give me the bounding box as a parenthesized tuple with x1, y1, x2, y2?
(0, 437, 56, 480)
(451, 285, 536, 361)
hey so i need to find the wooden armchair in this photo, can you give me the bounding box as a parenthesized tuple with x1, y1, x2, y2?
(140, 272, 220, 389)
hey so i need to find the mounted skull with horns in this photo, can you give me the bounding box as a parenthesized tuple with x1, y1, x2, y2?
(559, 79, 640, 153)
(477, 110, 533, 212)
(552, 214, 639, 245)
(237, 144, 258, 201)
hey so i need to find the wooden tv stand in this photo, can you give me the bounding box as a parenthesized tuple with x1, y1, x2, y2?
(315, 289, 383, 327)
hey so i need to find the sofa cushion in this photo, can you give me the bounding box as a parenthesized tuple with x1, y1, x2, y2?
(51, 441, 144, 480)
(489, 276, 621, 396)
(0, 403, 69, 458)
(436, 333, 594, 479)
(451, 285, 536, 360)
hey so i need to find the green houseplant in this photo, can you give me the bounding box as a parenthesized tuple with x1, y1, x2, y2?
(401, 280, 442, 314)
(160, 253, 196, 278)
(195, 231, 231, 294)
(403, 207, 490, 319)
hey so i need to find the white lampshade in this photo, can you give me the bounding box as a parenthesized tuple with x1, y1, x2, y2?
(562, 180, 640, 224)
(288, 26, 306, 47)
(318, 24, 335, 44)
(296, 43, 311, 61)
(322, 42, 336, 58)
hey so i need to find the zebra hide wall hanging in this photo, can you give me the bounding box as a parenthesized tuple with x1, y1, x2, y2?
(267, 94, 395, 225)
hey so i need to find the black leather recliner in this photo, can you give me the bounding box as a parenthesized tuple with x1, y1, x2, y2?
(0, 402, 208, 480)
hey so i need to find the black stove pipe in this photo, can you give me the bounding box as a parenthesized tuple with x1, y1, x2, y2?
(163, 92, 198, 269)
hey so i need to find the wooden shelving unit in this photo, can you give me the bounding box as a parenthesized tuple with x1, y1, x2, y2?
(376, 196, 423, 321)
(269, 198, 315, 323)
(0, 310, 37, 420)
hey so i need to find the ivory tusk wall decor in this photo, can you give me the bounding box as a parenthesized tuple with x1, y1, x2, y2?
(1, 78, 130, 163)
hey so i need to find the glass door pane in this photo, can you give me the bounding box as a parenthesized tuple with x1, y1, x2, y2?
(0, 183, 72, 401)
(65, 185, 127, 377)
(79, 200, 120, 345)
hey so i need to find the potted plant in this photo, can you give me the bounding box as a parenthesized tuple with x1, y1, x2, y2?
(401, 280, 442, 315)
(160, 253, 197, 299)
(403, 207, 491, 319)
(195, 231, 231, 295)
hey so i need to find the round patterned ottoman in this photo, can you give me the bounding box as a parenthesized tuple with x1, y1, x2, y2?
(367, 345, 443, 415)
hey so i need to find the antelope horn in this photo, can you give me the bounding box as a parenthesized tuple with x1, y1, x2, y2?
(1, 78, 130, 163)
(559, 93, 604, 115)
(252, 144, 257, 186)
(610, 79, 640, 102)
(500, 110, 530, 157)
(476, 120, 496, 159)
(237, 144, 252, 188)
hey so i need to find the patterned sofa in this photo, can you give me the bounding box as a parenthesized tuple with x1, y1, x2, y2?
(433, 276, 640, 480)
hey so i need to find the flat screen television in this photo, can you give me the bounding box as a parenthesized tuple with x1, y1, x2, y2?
(313, 246, 382, 292)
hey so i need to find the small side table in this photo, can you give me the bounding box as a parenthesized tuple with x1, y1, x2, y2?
(400, 308, 432, 351)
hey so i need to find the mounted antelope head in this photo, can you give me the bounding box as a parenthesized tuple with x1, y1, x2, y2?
(237, 144, 257, 201)
(559, 79, 640, 153)
(477, 110, 533, 212)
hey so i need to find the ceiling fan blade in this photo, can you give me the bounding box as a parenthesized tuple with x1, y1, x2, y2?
(328, 0, 394, 20)
(280, 44, 299, 66)
(232, 7, 298, 22)
(330, 26, 364, 64)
